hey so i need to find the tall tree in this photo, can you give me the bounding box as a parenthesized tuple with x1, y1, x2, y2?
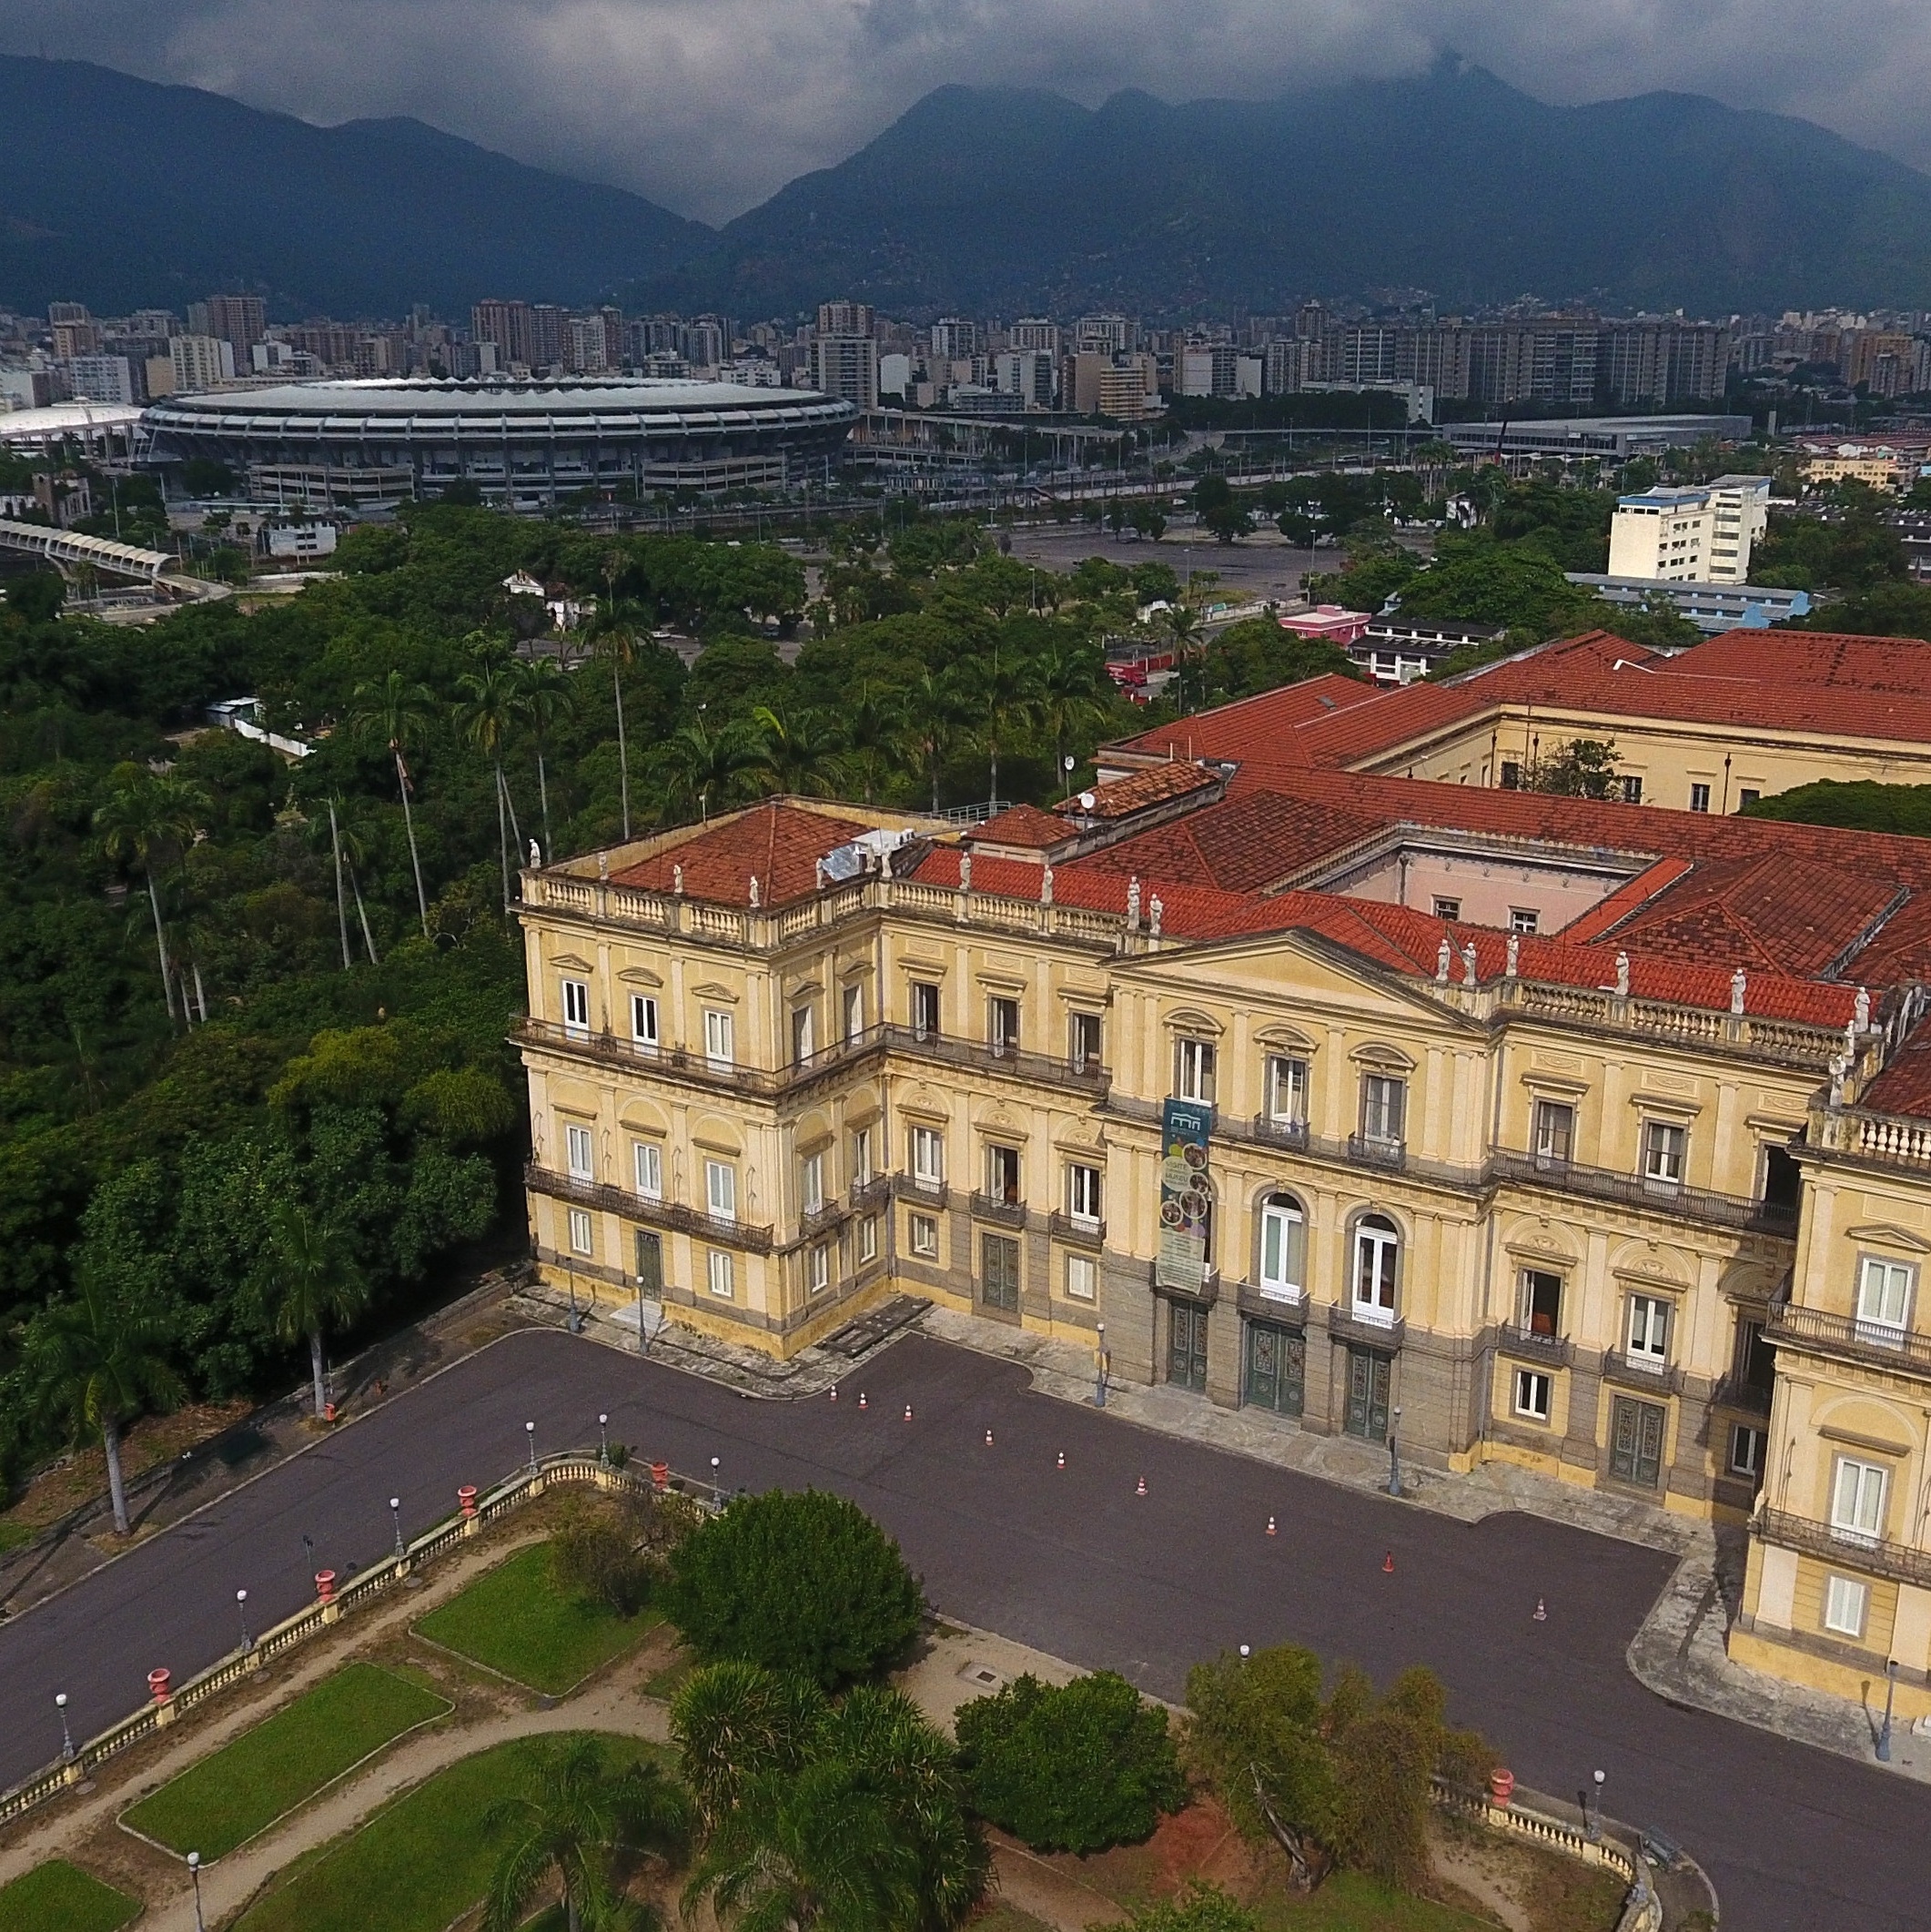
(750, 704, 850, 799)
(350, 668, 437, 940)
(259, 1200, 369, 1421)
(649, 718, 758, 825)
(1031, 642, 1110, 789)
(905, 668, 972, 815)
(455, 653, 527, 907)
(960, 646, 1040, 809)
(27, 1277, 184, 1535)
(590, 629, 639, 841)
(513, 652, 577, 860)
(482, 1737, 688, 1932)
(91, 766, 208, 1026)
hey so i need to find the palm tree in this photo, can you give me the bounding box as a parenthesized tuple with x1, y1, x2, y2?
(1165, 604, 1207, 711)
(843, 682, 913, 804)
(350, 668, 436, 940)
(960, 645, 1041, 810)
(648, 718, 758, 825)
(905, 668, 971, 815)
(455, 654, 526, 907)
(749, 705, 850, 799)
(1032, 642, 1110, 793)
(28, 1276, 184, 1535)
(92, 766, 208, 1026)
(824, 1686, 986, 1932)
(260, 1201, 369, 1421)
(682, 1756, 919, 1932)
(590, 629, 640, 841)
(672, 1662, 825, 1828)
(513, 653, 577, 859)
(483, 1737, 688, 1932)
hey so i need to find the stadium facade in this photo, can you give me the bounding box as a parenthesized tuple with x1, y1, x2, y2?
(135, 377, 857, 509)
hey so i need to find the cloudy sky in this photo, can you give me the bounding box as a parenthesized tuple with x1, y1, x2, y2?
(5, 0, 1928, 224)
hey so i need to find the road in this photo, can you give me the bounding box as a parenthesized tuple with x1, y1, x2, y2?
(0, 1328, 1921, 1928)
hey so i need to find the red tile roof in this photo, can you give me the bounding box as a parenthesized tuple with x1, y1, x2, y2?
(1058, 760, 1223, 819)
(1108, 673, 1379, 768)
(969, 804, 1070, 850)
(610, 801, 872, 907)
(1670, 629, 1931, 693)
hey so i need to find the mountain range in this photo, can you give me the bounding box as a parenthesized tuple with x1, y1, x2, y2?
(10, 55, 1931, 320)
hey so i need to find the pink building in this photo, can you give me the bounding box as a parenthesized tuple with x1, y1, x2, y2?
(1279, 604, 1372, 645)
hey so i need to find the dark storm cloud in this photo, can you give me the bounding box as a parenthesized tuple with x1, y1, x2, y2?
(2, 0, 1924, 223)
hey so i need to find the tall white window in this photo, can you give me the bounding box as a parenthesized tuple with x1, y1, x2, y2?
(1642, 1120, 1685, 1188)
(704, 1158, 737, 1223)
(851, 1127, 874, 1189)
(1360, 1075, 1406, 1146)
(911, 1126, 945, 1186)
(1824, 1574, 1869, 1637)
(564, 1122, 594, 1181)
(1174, 1037, 1217, 1103)
(800, 1151, 825, 1217)
(1267, 1056, 1309, 1126)
(630, 994, 659, 1049)
(843, 983, 864, 1042)
(632, 1140, 662, 1200)
(1352, 1214, 1399, 1322)
(792, 1004, 815, 1065)
(1626, 1293, 1671, 1366)
(807, 1243, 831, 1295)
(1831, 1457, 1887, 1546)
(910, 981, 941, 1039)
(1856, 1256, 1914, 1341)
(909, 1212, 939, 1258)
(1067, 1163, 1103, 1226)
(1512, 1369, 1552, 1422)
(561, 977, 591, 1037)
(703, 1007, 735, 1069)
(567, 1208, 594, 1256)
(1066, 1253, 1097, 1301)
(1259, 1193, 1306, 1301)
(988, 996, 1021, 1057)
(858, 1216, 878, 1263)
(1533, 1099, 1574, 1167)
(707, 1249, 734, 1299)
(1068, 1011, 1102, 1074)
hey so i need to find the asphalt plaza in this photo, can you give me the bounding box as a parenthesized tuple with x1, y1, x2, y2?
(0, 1327, 1923, 1929)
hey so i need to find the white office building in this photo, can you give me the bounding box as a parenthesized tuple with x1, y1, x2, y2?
(1608, 475, 1772, 585)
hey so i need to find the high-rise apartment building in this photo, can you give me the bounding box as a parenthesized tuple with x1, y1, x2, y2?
(567, 315, 612, 373)
(809, 329, 879, 410)
(931, 317, 979, 361)
(530, 304, 569, 369)
(168, 333, 237, 393)
(1012, 318, 1061, 357)
(1599, 321, 1733, 407)
(817, 302, 875, 339)
(203, 294, 267, 359)
(472, 299, 535, 369)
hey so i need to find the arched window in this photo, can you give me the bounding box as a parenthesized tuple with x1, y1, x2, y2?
(1353, 1213, 1400, 1324)
(1259, 1192, 1306, 1301)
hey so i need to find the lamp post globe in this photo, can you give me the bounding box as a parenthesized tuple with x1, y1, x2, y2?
(237, 1588, 250, 1650)
(56, 1692, 73, 1763)
(187, 1850, 207, 1932)
(390, 1496, 404, 1557)
(524, 1419, 537, 1472)
(599, 1412, 610, 1462)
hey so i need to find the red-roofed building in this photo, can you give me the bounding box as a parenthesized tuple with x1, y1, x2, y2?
(519, 633, 1931, 1721)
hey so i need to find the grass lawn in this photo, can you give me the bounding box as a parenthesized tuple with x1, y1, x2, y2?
(232, 1733, 652, 1932)
(414, 1540, 657, 1694)
(0, 1860, 140, 1932)
(122, 1662, 450, 1859)
(1257, 1874, 1496, 1931)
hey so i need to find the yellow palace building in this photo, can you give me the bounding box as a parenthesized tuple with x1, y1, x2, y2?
(516, 627, 1931, 1717)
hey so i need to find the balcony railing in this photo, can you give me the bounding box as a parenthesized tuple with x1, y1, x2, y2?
(1048, 1211, 1107, 1245)
(1349, 1132, 1406, 1170)
(516, 1017, 888, 1097)
(1497, 1324, 1573, 1368)
(885, 1025, 1109, 1093)
(524, 1162, 774, 1253)
(1485, 1148, 1795, 1236)
(1756, 1507, 1931, 1591)
(1249, 1114, 1310, 1152)
(969, 1190, 1028, 1227)
(1764, 1300, 1931, 1375)
(1713, 1373, 1774, 1416)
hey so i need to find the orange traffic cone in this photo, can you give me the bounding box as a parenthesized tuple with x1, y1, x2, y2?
(1266, 1515, 1277, 1536)
(1382, 1550, 1395, 1573)
(1533, 1597, 1547, 1622)
(1056, 1451, 1066, 1469)
(858, 1391, 867, 1410)
(830, 1386, 838, 1401)
(1136, 1474, 1147, 1496)
(985, 1428, 994, 1446)
(904, 1403, 914, 1421)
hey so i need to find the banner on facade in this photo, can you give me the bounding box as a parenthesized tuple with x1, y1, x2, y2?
(1156, 1097, 1214, 1291)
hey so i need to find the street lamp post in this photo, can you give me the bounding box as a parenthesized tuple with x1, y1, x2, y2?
(1387, 1407, 1403, 1499)
(389, 1496, 404, 1559)
(710, 1455, 722, 1507)
(1095, 1322, 1108, 1408)
(1590, 1769, 1605, 1841)
(1878, 1656, 1900, 1761)
(187, 1851, 207, 1932)
(599, 1413, 610, 1463)
(56, 1692, 73, 1764)
(236, 1589, 251, 1651)
(524, 1420, 538, 1474)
